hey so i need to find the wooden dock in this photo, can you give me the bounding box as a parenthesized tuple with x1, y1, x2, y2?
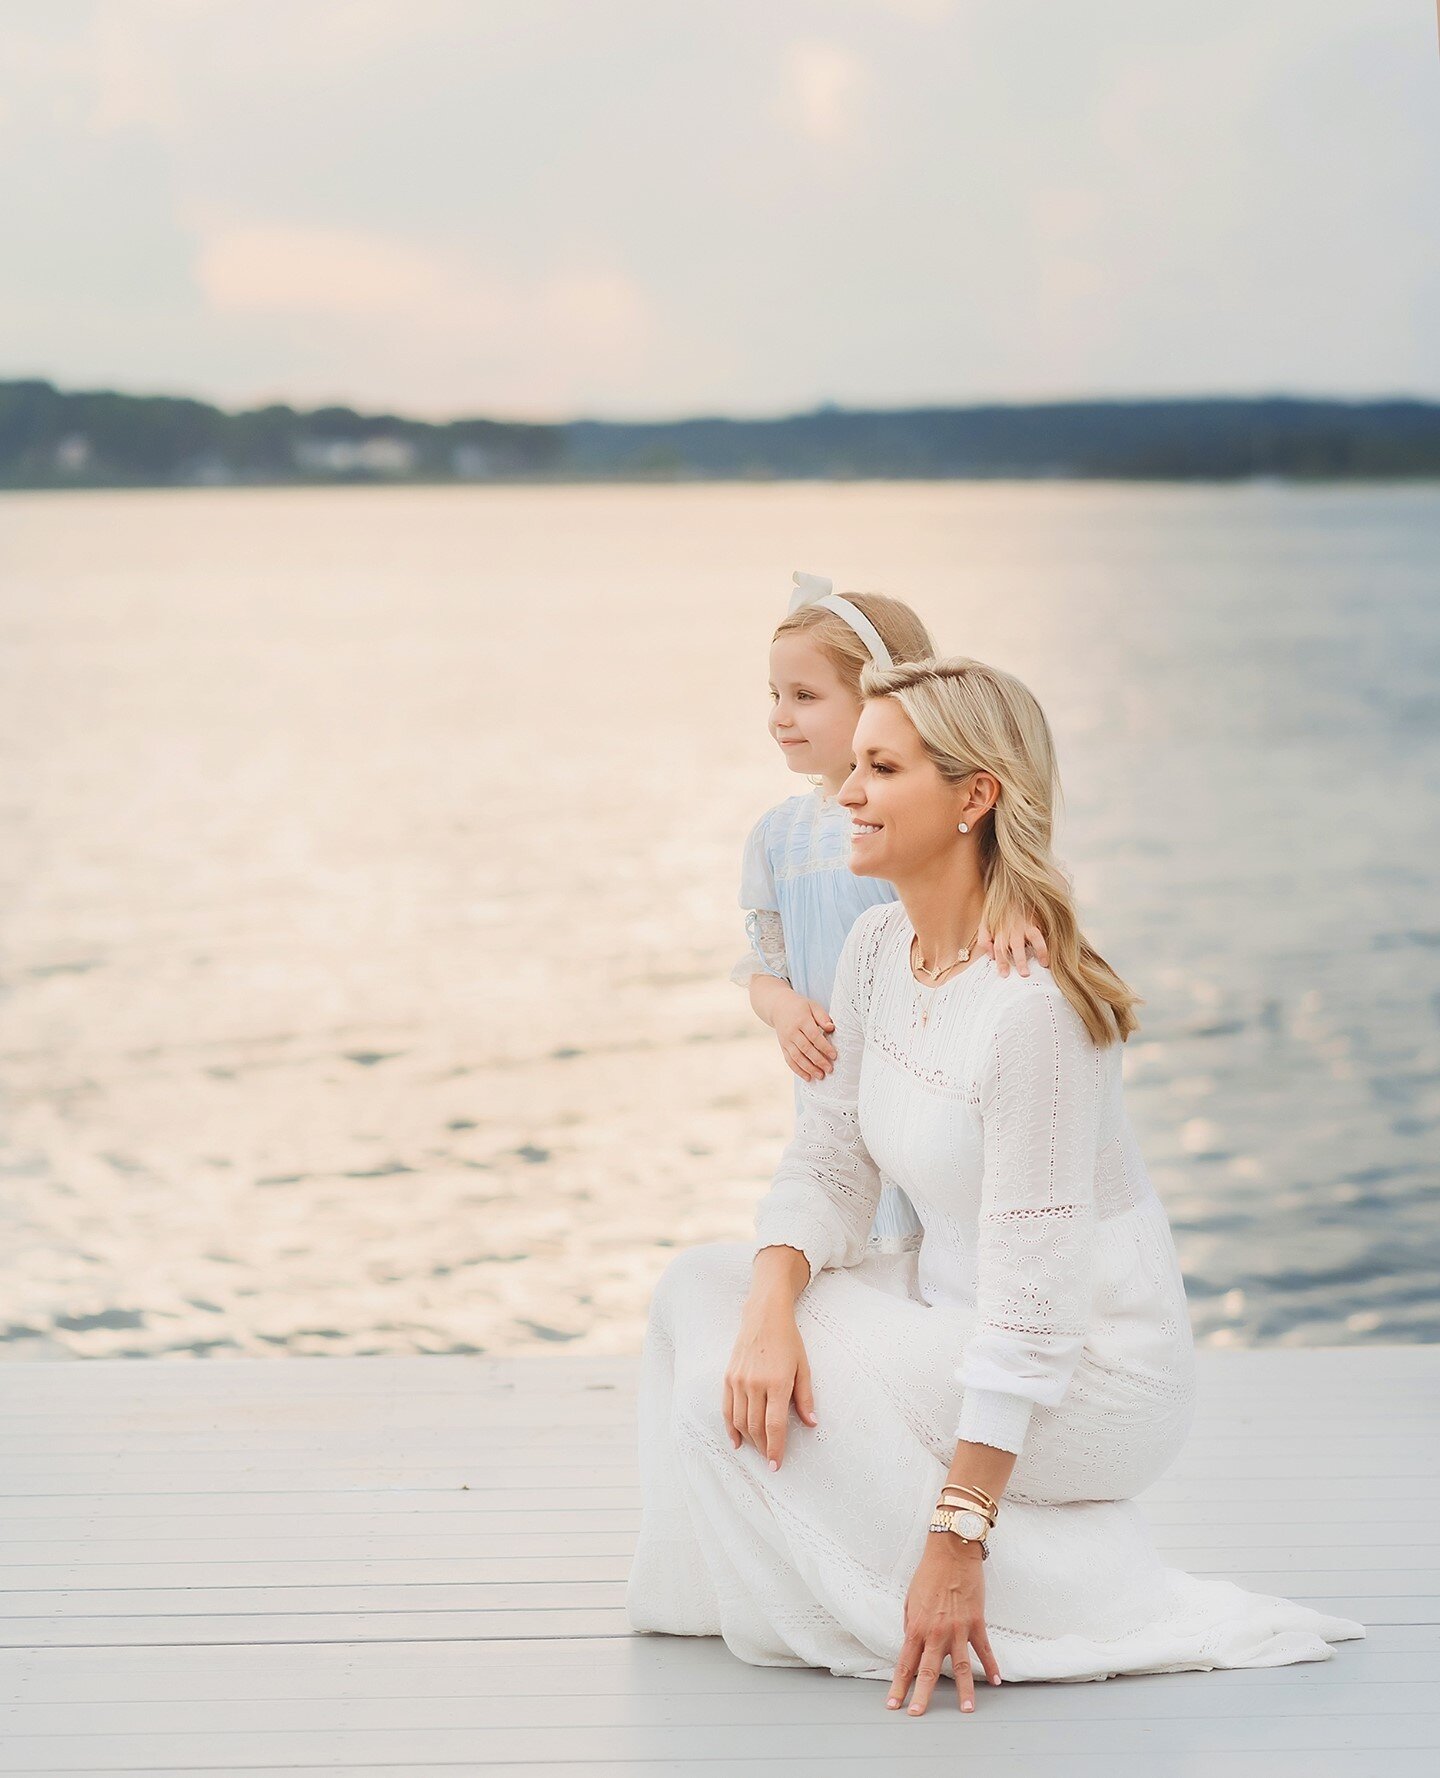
(0, 1345, 1436, 1775)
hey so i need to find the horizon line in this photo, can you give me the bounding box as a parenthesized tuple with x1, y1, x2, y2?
(6, 374, 1440, 431)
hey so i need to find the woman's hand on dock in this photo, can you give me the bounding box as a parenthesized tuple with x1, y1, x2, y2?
(888, 1538, 1001, 1717)
(772, 989, 838, 1081)
(723, 1299, 817, 1469)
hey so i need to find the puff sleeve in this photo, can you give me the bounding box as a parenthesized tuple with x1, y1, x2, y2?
(954, 983, 1103, 1453)
(751, 911, 884, 1282)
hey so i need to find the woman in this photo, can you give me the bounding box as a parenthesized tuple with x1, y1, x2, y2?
(625, 655, 1363, 1715)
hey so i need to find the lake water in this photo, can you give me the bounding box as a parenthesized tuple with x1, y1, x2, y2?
(1, 481, 1436, 1361)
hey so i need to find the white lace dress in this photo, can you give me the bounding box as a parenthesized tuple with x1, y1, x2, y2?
(625, 899, 1364, 1683)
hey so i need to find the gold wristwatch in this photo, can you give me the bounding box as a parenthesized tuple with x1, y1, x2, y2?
(928, 1503, 991, 1556)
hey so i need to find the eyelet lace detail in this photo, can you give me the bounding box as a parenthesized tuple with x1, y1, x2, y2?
(730, 908, 789, 987)
(797, 1292, 951, 1455)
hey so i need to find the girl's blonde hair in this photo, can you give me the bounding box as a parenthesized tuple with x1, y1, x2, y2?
(860, 654, 1141, 1044)
(774, 591, 937, 695)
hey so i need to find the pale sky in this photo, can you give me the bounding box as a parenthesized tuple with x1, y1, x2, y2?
(2, 0, 1437, 420)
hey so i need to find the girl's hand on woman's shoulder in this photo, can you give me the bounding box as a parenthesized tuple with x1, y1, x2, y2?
(974, 917, 1049, 980)
(772, 989, 838, 1081)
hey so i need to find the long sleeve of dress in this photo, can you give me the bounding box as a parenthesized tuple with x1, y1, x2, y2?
(729, 812, 791, 988)
(750, 915, 882, 1284)
(955, 985, 1103, 1454)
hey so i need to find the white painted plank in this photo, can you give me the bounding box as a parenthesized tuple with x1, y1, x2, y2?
(0, 1555, 1412, 1596)
(3, 1518, 1426, 1556)
(0, 1608, 628, 1646)
(8, 1606, 1424, 1650)
(0, 1482, 642, 1505)
(0, 1536, 1428, 1582)
(0, 1521, 643, 1550)
(0, 1365, 1423, 1410)
(15, 1664, 1440, 1725)
(0, 1566, 1420, 1620)
(0, 1544, 1428, 1593)
(4, 1759, 1430, 1778)
(0, 1670, 1418, 1723)
(0, 1494, 640, 1522)
(0, 1412, 1397, 1445)
(0, 1410, 1426, 1447)
(3, 1581, 631, 1615)
(0, 1708, 1437, 1769)
(0, 1486, 1430, 1522)
(7, 1445, 1437, 1481)
(0, 1608, 1423, 1651)
(0, 1345, 1427, 1385)
(0, 1558, 633, 1587)
(1, 1501, 1432, 1544)
(0, 1628, 1411, 1702)
(0, 1423, 643, 1448)
(0, 1458, 643, 1485)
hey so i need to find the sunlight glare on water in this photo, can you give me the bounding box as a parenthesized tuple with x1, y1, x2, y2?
(0, 481, 1436, 1359)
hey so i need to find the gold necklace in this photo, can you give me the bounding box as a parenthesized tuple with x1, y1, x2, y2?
(911, 926, 980, 1026)
(912, 925, 981, 981)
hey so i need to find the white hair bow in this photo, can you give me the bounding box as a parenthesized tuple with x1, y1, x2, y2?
(786, 570, 893, 669)
(788, 570, 834, 614)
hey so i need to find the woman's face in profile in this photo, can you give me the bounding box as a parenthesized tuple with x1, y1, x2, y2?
(840, 697, 957, 881)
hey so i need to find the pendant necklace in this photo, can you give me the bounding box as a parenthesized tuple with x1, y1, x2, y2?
(911, 925, 981, 1027)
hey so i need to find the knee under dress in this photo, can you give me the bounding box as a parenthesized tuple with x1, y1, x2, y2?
(626, 898, 1364, 1683)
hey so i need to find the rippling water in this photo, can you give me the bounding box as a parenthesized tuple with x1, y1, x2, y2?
(1, 482, 1436, 1360)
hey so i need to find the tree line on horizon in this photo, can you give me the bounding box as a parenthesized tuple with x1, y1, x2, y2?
(2, 378, 1439, 487)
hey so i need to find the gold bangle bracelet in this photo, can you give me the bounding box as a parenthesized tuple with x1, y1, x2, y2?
(940, 1491, 997, 1513)
(940, 1479, 999, 1506)
(939, 1484, 999, 1517)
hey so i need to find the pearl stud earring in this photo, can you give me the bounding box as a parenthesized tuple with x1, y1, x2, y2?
(957, 821, 969, 833)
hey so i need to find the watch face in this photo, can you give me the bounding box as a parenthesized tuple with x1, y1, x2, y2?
(956, 1509, 988, 1540)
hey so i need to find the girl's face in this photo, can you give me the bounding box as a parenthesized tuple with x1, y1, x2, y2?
(767, 633, 863, 777)
(839, 696, 995, 881)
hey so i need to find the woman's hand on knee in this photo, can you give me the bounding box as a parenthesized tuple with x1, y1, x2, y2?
(723, 1306, 818, 1469)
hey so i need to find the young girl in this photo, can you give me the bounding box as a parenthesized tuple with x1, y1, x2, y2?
(731, 572, 1047, 1249)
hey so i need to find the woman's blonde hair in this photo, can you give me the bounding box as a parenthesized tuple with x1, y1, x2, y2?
(860, 654, 1141, 1044)
(774, 591, 937, 695)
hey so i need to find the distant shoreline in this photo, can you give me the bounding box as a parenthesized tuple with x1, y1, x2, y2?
(7, 472, 1440, 497)
(4, 379, 1440, 488)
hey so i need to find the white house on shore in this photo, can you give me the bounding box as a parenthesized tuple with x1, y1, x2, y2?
(292, 434, 418, 476)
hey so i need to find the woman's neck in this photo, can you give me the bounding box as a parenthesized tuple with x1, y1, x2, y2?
(898, 862, 988, 966)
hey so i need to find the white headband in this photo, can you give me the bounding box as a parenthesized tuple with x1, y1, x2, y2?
(786, 570, 894, 670)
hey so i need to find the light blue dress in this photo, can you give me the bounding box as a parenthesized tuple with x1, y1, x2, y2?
(729, 786, 924, 1246)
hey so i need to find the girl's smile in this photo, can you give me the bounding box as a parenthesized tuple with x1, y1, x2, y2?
(768, 633, 864, 787)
